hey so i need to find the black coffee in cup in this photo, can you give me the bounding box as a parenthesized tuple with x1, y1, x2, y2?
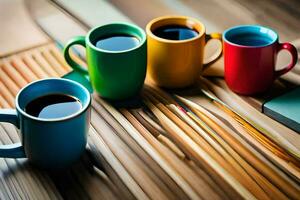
(226, 32, 273, 46)
(25, 94, 82, 119)
(153, 25, 198, 40)
(94, 35, 140, 51)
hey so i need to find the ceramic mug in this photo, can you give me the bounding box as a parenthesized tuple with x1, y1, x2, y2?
(223, 25, 298, 95)
(64, 23, 147, 100)
(0, 78, 91, 169)
(146, 15, 223, 88)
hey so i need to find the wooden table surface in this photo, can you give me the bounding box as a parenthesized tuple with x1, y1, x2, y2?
(0, 0, 299, 199)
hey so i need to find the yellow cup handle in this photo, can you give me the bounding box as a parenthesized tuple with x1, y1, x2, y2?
(203, 33, 223, 70)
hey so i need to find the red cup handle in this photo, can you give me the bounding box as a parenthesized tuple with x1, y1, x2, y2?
(275, 42, 298, 78)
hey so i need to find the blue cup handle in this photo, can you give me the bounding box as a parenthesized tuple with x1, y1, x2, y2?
(0, 109, 26, 158)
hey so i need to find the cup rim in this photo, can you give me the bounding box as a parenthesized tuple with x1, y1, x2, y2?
(15, 78, 91, 122)
(86, 22, 146, 54)
(146, 15, 206, 43)
(223, 24, 278, 48)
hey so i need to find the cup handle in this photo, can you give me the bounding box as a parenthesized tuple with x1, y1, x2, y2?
(0, 109, 25, 158)
(63, 36, 89, 76)
(274, 42, 298, 79)
(203, 33, 223, 70)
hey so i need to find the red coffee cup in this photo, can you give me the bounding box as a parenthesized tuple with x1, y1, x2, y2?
(223, 25, 298, 95)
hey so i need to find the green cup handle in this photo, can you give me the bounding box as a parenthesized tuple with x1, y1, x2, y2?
(0, 109, 26, 158)
(63, 36, 89, 76)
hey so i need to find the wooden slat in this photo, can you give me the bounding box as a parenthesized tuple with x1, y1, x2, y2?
(31, 50, 60, 77)
(10, 56, 39, 82)
(88, 127, 147, 200)
(0, 66, 20, 96)
(91, 108, 170, 200)
(0, 80, 15, 107)
(40, 47, 67, 76)
(0, 95, 10, 108)
(21, 52, 49, 79)
(70, 162, 119, 200)
(1, 60, 28, 88)
(47, 44, 72, 72)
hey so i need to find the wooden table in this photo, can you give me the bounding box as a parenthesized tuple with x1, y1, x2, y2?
(0, 0, 299, 199)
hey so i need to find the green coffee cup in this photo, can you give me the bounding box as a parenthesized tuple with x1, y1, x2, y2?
(64, 23, 147, 100)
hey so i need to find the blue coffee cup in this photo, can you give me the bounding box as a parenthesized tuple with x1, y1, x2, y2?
(0, 78, 91, 169)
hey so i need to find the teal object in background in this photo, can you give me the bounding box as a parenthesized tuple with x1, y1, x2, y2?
(0, 78, 91, 169)
(263, 87, 300, 132)
(63, 22, 147, 100)
(63, 71, 93, 93)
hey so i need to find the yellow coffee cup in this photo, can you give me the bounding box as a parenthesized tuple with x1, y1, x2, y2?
(146, 15, 222, 88)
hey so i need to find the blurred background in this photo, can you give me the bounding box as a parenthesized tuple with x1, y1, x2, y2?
(1, 0, 299, 67)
